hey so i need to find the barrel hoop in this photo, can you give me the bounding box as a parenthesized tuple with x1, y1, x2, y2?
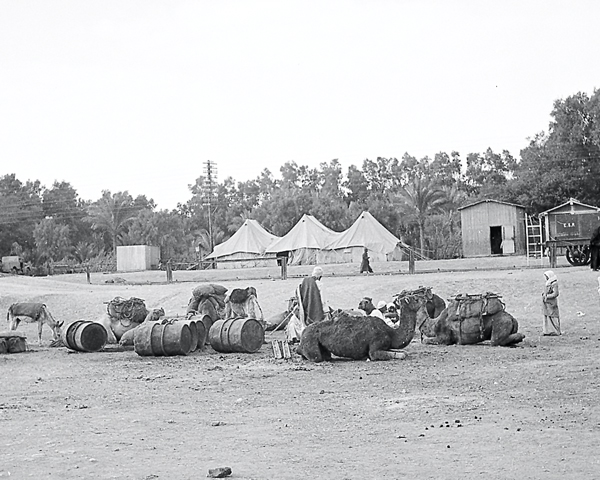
(158, 324, 167, 356)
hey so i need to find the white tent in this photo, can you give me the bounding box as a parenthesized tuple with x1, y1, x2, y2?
(321, 211, 407, 263)
(265, 214, 341, 265)
(206, 219, 280, 269)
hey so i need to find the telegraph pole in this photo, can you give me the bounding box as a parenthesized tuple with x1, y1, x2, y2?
(202, 160, 217, 254)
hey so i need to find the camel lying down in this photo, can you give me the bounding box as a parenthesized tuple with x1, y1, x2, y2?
(419, 308, 525, 346)
(297, 294, 424, 362)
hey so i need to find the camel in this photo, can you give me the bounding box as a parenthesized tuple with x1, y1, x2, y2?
(97, 296, 160, 344)
(417, 293, 525, 346)
(296, 291, 425, 362)
(116, 308, 166, 346)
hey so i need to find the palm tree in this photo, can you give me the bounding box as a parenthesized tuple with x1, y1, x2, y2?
(73, 241, 96, 264)
(397, 177, 447, 256)
(86, 191, 139, 254)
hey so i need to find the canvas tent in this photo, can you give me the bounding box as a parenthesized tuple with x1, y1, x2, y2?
(320, 211, 407, 263)
(206, 219, 280, 269)
(265, 214, 341, 265)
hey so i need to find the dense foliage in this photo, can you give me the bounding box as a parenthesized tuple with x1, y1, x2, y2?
(2, 90, 599, 267)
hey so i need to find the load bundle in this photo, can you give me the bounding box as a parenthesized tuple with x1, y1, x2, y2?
(186, 284, 228, 324)
(446, 292, 505, 344)
(451, 293, 505, 319)
(107, 297, 148, 325)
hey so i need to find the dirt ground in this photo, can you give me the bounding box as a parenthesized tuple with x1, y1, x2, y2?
(1, 257, 599, 479)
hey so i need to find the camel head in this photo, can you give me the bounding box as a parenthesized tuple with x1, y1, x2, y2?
(393, 287, 431, 315)
(357, 297, 376, 315)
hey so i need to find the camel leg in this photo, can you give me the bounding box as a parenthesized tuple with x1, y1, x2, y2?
(421, 335, 443, 345)
(492, 332, 525, 346)
(490, 315, 524, 346)
(371, 350, 407, 361)
(96, 314, 118, 344)
(297, 328, 325, 362)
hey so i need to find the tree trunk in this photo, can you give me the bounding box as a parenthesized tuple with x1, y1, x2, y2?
(419, 220, 425, 257)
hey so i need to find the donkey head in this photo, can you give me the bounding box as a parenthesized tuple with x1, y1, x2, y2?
(52, 320, 65, 341)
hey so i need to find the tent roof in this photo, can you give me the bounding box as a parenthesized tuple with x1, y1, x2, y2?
(325, 211, 404, 254)
(265, 214, 340, 253)
(206, 219, 279, 259)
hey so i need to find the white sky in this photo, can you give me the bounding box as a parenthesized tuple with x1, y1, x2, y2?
(1, 0, 599, 210)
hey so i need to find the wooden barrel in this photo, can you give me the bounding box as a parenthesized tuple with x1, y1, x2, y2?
(133, 321, 193, 356)
(63, 321, 108, 352)
(208, 318, 265, 353)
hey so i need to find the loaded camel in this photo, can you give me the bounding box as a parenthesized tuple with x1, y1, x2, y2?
(416, 291, 525, 346)
(97, 297, 165, 344)
(296, 289, 426, 362)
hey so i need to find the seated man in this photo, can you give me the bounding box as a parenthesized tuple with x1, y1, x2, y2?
(357, 297, 385, 320)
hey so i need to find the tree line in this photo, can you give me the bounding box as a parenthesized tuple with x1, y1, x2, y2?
(2, 89, 600, 269)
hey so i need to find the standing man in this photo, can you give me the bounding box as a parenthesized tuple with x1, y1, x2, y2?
(590, 226, 600, 271)
(286, 266, 327, 343)
(297, 266, 327, 325)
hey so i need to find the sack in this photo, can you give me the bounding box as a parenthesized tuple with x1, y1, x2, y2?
(192, 284, 228, 300)
(230, 288, 250, 304)
(7, 336, 27, 353)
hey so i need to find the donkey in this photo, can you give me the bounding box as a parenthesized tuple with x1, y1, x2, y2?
(6, 303, 64, 346)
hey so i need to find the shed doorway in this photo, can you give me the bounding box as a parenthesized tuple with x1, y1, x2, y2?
(490, 226, 502, 254)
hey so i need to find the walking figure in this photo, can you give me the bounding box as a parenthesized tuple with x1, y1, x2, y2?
(360, 248, 373, 274)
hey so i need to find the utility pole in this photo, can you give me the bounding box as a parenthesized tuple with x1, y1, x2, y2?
(202, 160, 218, 255)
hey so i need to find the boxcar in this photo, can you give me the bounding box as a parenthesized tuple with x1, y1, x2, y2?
(540, 198, 600, 266)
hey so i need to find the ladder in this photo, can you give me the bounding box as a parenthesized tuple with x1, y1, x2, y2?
(526, 215, 544, 265)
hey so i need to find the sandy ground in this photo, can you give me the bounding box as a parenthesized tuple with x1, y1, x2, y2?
(1, 256, 599, 479)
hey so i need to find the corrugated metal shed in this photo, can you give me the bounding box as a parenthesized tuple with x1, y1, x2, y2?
(458, 199, 526, 257)
(117, 245, 161, 272)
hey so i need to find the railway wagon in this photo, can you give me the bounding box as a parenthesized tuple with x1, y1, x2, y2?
(540, 198, 600, 266)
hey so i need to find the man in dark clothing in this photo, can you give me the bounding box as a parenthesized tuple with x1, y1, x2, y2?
(360, 248, 373, 274)
(297, 266, 326, 325)
(590, 226, 600, 271)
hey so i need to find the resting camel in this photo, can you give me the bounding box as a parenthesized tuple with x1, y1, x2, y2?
(417, 293, 525, 347)
(296, 291, 425, 362)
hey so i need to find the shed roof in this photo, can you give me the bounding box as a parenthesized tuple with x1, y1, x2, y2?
(539, 198, 600, 216)
(458, 199, 525, 211)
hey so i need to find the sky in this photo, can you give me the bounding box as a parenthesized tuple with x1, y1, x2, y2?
(1, 0, 600, 210)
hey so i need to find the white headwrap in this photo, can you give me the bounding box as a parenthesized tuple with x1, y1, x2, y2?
(544, 270, 558, 286)
(312, 266, 323, 278)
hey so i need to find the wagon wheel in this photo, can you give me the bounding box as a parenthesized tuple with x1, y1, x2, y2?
(566, 245, 590, 266)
